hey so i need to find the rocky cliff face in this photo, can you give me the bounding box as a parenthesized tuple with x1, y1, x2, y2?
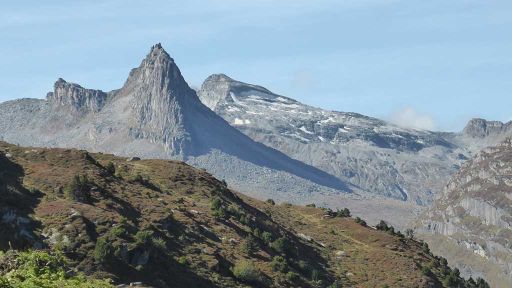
(463, 118, 512, 139)
(0, 44, 352, 208)
(198, 74, 498, 205)
(47, 78, 108, 113)
(418, 138, 512, 286)
(116, 43, 193, 155)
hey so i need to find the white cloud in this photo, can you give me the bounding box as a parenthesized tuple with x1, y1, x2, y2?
(389, 107, 436, 131)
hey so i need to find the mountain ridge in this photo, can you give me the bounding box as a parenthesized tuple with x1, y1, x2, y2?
(0, 44, 352, 209)
(416, 137, 512, 287)
(198, 73, 512, 210)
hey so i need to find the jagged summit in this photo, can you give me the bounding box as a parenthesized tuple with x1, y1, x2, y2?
(462, 118, 512, 138)
(0, 43, 351, 203)
(123, 43, 187, 93)
(46, 77, 107, 113)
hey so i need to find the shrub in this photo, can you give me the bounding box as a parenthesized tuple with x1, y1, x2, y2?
(0, 250, 113, 287)
(241, 235, 258, 256)
(285, 271, 299, 283)
(177, 256, 188, 265)
(211, 197, 223, 210)
(328, 280, 343, 288)
(152, 237, 167, 251)
(311, 268, 320, 281)
(106, 162, 115, 175)
(212, 206, 227, 219)
(405, 228, 414, 239)
(252, 228, 261, 238)
(475, 277, 490, 288)
(271, 256, 288, 272)
(133, 173, 143, 183)
(262, 231, 273, 244)
(297, 260, 311, 275)
(134, 230, 153, 246)
(422, 242, 430, 254)
(442, 274, 459, 287)
(376, 220, 396, 235)
(64, 174, 90, 202)
(232, 260, 260, 283)
(211, 197, 228, 219)
(266, 199, 275, 205)
(271, 237, 292, 255)
(305, 203, 316, 208)
(421, 266, 432, 276)
(355, 217, 367, 226)
(94, 236, 113, 263)
(111, 225, 127, 238)
(336, 208, 351, 217)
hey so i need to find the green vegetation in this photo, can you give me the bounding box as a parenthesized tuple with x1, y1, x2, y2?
(0, 142, 493, 288)
(232, 260, 260, 283)
(105, 162, 115, 175)
(177, 256, 188, 265)
(134, 230, 153, 246)
(64, 174, 90, 202)
(271, 237, 292, 256)
(0, 250, 112, 288)
(266, 199, 275, 205)
(241, 235, 258, 256)
(354, 217, 367, 226)
(324, 208, 351, 218)
(94, 236, 113, 263)
(270, 256, 288, 273)
(285, 271, 299, 283)
(261, 231, 273, 244)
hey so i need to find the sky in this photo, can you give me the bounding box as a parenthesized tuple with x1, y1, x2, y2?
(1, 0, 511, 131)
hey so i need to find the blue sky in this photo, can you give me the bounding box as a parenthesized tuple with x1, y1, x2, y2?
(1, 0, 511, 131)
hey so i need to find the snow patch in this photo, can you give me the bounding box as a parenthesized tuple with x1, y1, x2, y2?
(299, 126, 314, 134)
(234, 118, 251, 125)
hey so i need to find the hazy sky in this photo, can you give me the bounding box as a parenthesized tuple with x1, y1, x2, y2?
(1, 0, 511, 131)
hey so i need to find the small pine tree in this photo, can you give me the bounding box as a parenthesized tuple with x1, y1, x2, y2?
(106, 162, 115, 175)
(241, 235, 258, 256)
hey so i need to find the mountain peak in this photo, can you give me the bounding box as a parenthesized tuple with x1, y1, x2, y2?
(462, 118, 511, 138)
(204, 73, 234, 83)
(47, 78, 106, 113)
(116, 44, 197, 155)
(147, 42, 172, 61)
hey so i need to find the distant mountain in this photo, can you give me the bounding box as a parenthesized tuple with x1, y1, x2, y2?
(0, 44, 350, 205)
(417, 138, 512, 287)
(198, 74, 512, 207)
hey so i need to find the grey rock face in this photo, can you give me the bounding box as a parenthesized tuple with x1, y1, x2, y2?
(463, 118, 512, 139)
(48, 78, 107, 113)
(198, 74, 507, 205)
(0, 44, 350, 205)
(418, 138, 512, 286)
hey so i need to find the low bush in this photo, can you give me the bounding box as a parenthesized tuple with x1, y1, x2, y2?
(271, 256, 288, 272)
(232, 260, 260, 283)
(0, 250, 113, 287)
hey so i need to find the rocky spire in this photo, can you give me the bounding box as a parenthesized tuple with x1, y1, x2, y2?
(117, 43, 198, 155)
(47, 78, 107, 113)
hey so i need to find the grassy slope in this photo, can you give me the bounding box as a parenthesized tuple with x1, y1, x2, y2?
(0, 142, 475, 287)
